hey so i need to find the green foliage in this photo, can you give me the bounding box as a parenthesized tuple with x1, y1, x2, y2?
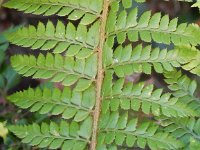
(7, 21, 100, 54)
(164, 70, 200, 114)
(158, 117, 200, 148)
(9, 118, 92, 150)
(104, 44, 200, 76)
(2, 0, 200, 150)
(8, 86, 95, 121)
(102, 71, 197, 117)
(192, 2, 200, 10)
(3, 0, 102, 25)
(155, 70, 200, 148)
(11, 53, 97, 88)
(98, 112, 183, 150)
(106, 7, 200, 45)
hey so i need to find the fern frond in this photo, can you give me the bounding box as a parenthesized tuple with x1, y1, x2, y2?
(3, 0, 103, 25)
(11, 53, 97, 89)
(104, 43, 200, 77)
(121, 0, 197, 8)
(157, 116, 200, 147)
(179, 47, 200, 76)
(7, 21, 100, 55)
(4, 0, 200, 149)
(101, 71, 197, 117)
(8, 86, 95, 122)
(164, 70, 198, 97)
(164, 69, 200, 114)
(133, 0, 196, 3)
(97, 112, 183, 149)
(192, 2, 200, 10)
(9, 117, 92, 149)
(106, 7, 200, 45)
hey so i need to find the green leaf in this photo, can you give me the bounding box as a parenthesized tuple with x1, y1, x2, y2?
(79, 117, 92, 139)
(11, 53, 97, 86)
(7, 21, 100, 53)
(103, 79, 197, 117)
(100, 113, 183, 149)
(122, 0, 132, 8)
(75, 79, 92, 92)
(3, 0, 102, 25)
(107, 8, 200, 45)
(106, 44, 200, 77)
(8, 121, 88, 149)
(8, 87, 95, 120)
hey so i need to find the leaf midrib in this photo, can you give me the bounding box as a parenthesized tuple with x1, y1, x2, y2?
(104, 95, 193, 116)
(106, 55, 179, 69)
(108, 25, 195, 41)
(11, 0, 100, 16)
(16, 63, 95, 80)
(15, 34, 95, 50)
(101, 129, 178, 148)
(18, 95, 93, 112)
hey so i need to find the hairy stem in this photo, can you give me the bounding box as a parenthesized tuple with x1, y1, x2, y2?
(90, 0, 109, 149)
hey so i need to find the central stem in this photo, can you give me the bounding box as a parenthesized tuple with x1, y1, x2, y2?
(90, 0, 110, 149)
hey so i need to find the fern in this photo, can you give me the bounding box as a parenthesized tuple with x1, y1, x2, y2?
(11, 53, 97, 88)
(164, 69, 200, 113)
(107, 7, 200, 45)
(98, 112, 183, 149)
(192, 2, 200, 10)
(105, 44, 200, 76)
(7, 21, 100, 54)
(3, 0, 102, 25)
(155, 70, 200, 148)
(157, 117, 200, 149)
(102, 70, 197, 117)
(3, 0, 200, 150)
(9, 118, 92, 149)
(8, 86, 95, 121)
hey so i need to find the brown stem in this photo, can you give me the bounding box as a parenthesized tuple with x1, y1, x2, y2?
(90, 0, 110, 149)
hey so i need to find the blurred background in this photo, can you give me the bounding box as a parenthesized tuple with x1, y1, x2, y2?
(0, 0, 199, 149)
